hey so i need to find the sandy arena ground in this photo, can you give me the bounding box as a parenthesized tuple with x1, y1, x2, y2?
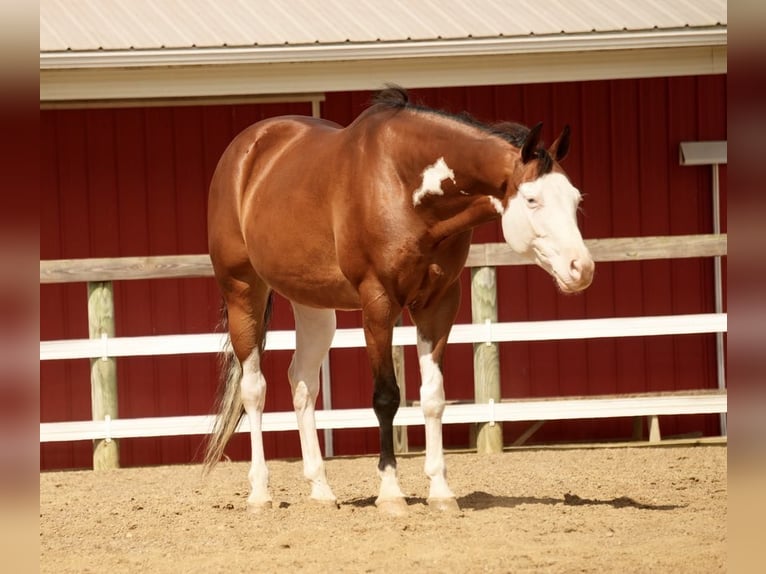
(40, 443, 726, 573)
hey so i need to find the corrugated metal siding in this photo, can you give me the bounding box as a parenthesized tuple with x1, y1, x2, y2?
(41, 0, 726, 52)
(40, 76, 726, 469)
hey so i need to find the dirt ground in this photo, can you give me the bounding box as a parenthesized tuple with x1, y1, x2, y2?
(40, 443, 726, 573)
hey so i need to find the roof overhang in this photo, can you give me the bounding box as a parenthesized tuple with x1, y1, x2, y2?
(40, 27, 727, 106)
(39, 46, 727, 105)
(41, 27, 725, 69)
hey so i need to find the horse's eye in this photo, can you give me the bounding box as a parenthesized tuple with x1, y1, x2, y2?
(526, 197, 537, 207)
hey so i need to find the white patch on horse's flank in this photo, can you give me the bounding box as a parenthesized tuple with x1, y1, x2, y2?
(487, 196, 504, 215)
(412, 157, 455, 206)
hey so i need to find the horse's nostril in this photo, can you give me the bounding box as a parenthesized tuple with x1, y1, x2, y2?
(570, 259, 582, 281)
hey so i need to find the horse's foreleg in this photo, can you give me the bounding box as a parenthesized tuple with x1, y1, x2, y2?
(372, 365, 406, 514)
(412, 282, 461, 512)
(289, 304, 337, 506)
(416, 334, 459, 511)
(361, 289, 407, 515)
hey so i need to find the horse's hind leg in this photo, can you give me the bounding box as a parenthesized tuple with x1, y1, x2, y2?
(224, 277, 273, 510)
(288, 303, 337, 505)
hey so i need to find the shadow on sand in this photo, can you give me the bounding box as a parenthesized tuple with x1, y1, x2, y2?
(460, 491, 684, 511)
(342, 491, 684, 511)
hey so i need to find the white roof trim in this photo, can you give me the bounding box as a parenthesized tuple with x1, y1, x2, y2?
(41, 45, 727, 104)
(41, 28, 726, 70)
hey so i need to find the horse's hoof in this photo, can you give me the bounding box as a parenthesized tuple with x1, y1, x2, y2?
(427, 497, 460, 513)
(376, 498, 408, 517)
(246, 499, 273, 513)
(310, 483, 338, 506)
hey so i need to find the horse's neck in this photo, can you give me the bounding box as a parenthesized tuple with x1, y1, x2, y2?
(400, 121, 513, 240)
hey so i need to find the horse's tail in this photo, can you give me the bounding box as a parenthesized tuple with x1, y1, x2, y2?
(202, 294, 273, 474)
(202, 302, 243, 474)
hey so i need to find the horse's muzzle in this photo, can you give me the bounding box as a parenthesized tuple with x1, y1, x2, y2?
(558, 255, 594, 293)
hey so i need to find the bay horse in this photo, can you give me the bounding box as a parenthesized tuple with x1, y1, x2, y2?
(204, 86, 594, 515)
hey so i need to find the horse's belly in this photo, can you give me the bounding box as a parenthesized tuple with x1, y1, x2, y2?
(251, 254, 361, 311)
(268, 274, 362, 311)
(243, 209, 360, 309)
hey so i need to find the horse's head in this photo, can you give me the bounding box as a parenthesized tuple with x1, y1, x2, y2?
(500, 123, 594, 293)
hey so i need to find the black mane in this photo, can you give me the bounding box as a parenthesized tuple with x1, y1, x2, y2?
(372, 85, 553, 174)
(372, 84, 411, 108)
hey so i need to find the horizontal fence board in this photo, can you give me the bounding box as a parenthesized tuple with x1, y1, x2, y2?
(40, 313, 727, 361)
(40, 234, 727, 283)
(464, 234, 727, 267)
(40, 254, 213, 284)
(39, 392, 727, 442)
(583, 234, 727, 262)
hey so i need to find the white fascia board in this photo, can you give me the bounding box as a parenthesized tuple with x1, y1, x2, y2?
(40, 45, 728, 103)
(40, 28, 726, 70)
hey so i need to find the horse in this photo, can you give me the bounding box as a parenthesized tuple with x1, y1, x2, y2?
(203, 86, 594, 515)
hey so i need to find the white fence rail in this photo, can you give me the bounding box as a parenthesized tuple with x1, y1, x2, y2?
(41, 313, 726, 361)
(40, 392, 727, 443)
(40, 313, 727, 443)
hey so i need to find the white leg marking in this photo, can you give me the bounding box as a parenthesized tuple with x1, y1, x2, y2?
(241, 350, 271, 508)
(290, 304, 337, 504)
(412, 157, 456, 206)
(377, 464, 406, 501)
(376, 464, 408, 515)
(417, 334, 455, 502)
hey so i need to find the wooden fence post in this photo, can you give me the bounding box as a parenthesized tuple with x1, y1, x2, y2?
(87, 281, 120, 470)
(470, 266, 503, 453)
(393, 317, 409, 454)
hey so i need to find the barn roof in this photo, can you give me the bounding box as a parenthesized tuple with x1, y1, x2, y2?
(39, 0, 727, 103)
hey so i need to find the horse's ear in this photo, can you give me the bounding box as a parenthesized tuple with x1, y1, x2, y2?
(521, 122, 543, 164)
(549, 125, 571, 162)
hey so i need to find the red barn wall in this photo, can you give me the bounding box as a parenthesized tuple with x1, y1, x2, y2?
(40, 76, 727, 469)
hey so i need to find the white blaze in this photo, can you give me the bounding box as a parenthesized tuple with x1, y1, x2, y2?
(499, 172, 592, 292)
(501, 172, 582, 255)
(412, 157, 455, 206)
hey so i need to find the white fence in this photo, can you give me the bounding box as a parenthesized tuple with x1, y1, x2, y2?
(40, 235, 728, 452)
